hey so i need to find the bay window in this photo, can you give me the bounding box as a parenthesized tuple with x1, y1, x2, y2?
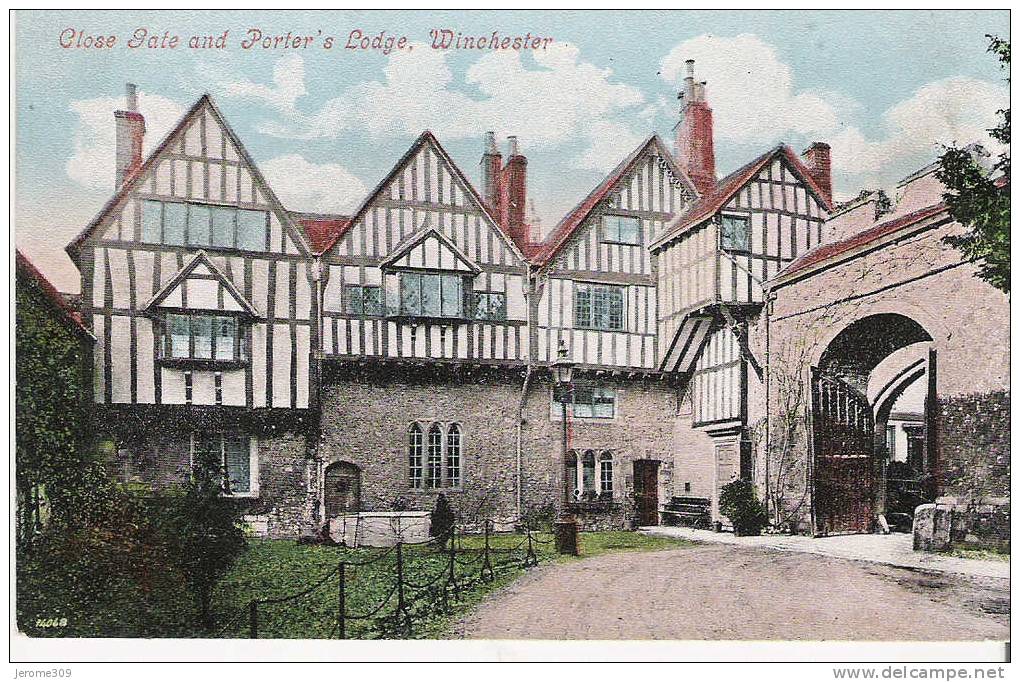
(399, 272, 464, 318)
(164, 313, 243, 363)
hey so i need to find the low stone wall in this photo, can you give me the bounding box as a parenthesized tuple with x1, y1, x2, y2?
(913, 498, 1010, 553)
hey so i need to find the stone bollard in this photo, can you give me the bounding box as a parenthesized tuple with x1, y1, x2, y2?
(554, 516, 579, 556)
(912, 503, 952, 552)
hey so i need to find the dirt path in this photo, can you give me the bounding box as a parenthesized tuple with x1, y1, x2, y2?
(453, 545, 1009, 640)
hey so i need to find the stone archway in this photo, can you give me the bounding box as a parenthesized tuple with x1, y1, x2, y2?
(811, 313, 934, 534)
(324, 461, 362, 519)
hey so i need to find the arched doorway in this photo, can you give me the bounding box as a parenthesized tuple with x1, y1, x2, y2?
(811, 313, 933, 535)
(324, 462, 361, 519)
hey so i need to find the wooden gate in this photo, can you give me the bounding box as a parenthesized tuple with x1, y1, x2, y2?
(811, 370, 875, 534)
(324, 462, 361, 519)
(633, 460, 660, 526)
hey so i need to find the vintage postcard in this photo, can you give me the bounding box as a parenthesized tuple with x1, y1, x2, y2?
(11, 8, 1011, 670)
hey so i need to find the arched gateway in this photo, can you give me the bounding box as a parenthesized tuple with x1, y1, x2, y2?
(810, 313, 933, 534)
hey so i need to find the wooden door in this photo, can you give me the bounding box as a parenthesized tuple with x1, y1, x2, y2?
(324, 462, 361, 519)
(811, 370, 875, 534)
(633, 460, 660, 526)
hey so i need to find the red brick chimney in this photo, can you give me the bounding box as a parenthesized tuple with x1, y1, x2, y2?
(801, 142, 832, 205)
(114, 83, 145, 189)
(674, 60, 716, 195)
(499, 136, 529, 247)
(479, 131, 502, 214)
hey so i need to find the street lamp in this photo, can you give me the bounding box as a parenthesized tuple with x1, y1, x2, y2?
(552, 340, 578, 502)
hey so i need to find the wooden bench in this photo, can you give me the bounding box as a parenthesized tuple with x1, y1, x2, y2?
(660, 496, 711, 528)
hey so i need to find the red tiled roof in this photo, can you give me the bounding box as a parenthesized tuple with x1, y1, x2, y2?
(292, 214, 353, 255)
(652, 144, 835, 250)
(16, 250, 93, 339)
(777, 202, 948, 280)
(533, 135, 695, 267)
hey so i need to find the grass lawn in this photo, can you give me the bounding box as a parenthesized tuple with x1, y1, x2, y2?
(938, 545, 1010, 563)
(17, 530, 692, 639)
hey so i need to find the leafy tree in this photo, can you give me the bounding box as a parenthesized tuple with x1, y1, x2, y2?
(158, 440, 247, 630)
(937, 35, 1010, 293)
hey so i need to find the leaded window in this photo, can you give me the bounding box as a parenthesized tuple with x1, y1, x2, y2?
(599, 452, 614, 497)
(427, 424, 443, 488)
(556, 385, 616, 419)
(399, 273, 463, 318)
(138, 199, 268, 251)
(574, 283, 624, 331)
(473, 292, 507, 321)
(345, 285, 382, 316)
(408, 424, 424, 488)
(602, 215, 640, 245)
(721, 214, 751, 251)
(164, 314, 241, 362)
(446, 424, 461, 488)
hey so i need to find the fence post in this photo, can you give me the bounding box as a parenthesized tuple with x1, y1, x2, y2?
(395, 540, 411, 635)
(337, 560, 346, 640)
(248, 600, 258, 639)
(525, 525, 537, 567)
(482, 519, 494, 583)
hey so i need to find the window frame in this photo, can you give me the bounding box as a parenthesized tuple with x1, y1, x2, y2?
(573, 282, 625, 331)
(160, 312, 247, 368)
(720, 213, 752, 253)
(188, 432, 259, 498)
(565, 449, 615, 502)
(552, 384, 618, 421)
(139, 199, 270, 253)
(473, 291, 508, 321)
(397, 271, 467, 320)
(344, 284, 383, 317)
(601, 214, 642, 246)
(408, 421, 464, 490)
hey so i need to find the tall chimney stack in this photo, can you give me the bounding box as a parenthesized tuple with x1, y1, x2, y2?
(499, 136, 529, 247)
(480, 131, 502, 214)
(114, 83, 146, 189)
(801, 142, 832, 205)
(674, 60, 716, 195)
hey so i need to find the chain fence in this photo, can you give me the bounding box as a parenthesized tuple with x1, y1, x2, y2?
(215, 519, 552, 639)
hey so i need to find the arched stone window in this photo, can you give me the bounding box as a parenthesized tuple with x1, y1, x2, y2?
(599, 451, 614, 498)
(408, 423, 424, 488)
(582, 450, 596, 500)
(446, 423, 462, 488)
(426, 423, 443, 488)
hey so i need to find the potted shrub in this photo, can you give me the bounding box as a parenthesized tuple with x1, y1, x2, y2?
(719, 479, 768, 536)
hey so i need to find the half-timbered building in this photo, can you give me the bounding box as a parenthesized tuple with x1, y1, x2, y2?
(63, 60, 1006, 541)
(67, 87, 321, 537)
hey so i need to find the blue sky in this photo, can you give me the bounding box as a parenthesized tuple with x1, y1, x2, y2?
(15, 10, 1010, 291)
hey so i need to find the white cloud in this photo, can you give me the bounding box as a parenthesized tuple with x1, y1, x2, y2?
(661, 34, 1008, 192)
(225, 54, 306, 114)
(229, 44, 649, 172)
(660, 34, 843, 145)
(66, 90, 185, 191)
(259, 154, 368, 214)
(828, 77, 1009, 181)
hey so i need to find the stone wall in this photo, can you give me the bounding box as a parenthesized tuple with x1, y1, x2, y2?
(937, 391, 1011, 501)
(762, 214, 1009, 533)
(317, 367, 678, 531)
(95, 406, 316, 539)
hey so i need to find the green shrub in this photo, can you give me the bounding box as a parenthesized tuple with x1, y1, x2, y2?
(430, 493, 455, 549)
(719, 479, 768, 536)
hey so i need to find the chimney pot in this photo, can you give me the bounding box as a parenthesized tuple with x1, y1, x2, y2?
(675, 62, 716, 194)
(484, 131, 497, 154)
(126, 83, 138, 112)
(801, 142, 833, 206)
(115, 83, 146, 189)
(507, 135, 520, 157)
